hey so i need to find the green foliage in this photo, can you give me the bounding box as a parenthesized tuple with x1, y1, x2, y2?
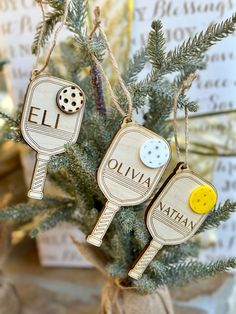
(198, 200, 236, 233)
(123, 48, 148, 85)
(30, 204, 75, 238)
(0, 112, 18, 127)
(0, 197, 75, 224)
(135, 258, 236, 294)
(162, 258, 236, 286)
(32, 12, 61, 54)
(158, 242, 200, 265)
(147, 20, 166, 71)
(32, 0, 87, 53)
(0, 59, 7, 71)
(1, 1, 236, 294)
(163, 14, 236, 75)
(0, 202, 45, 223)
(0, 111, 22, 144)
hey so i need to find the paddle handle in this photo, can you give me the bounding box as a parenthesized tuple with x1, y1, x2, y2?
(28, 154, 50, 200)
(87, 201, 119, 247)
(128, 240, 163, 280)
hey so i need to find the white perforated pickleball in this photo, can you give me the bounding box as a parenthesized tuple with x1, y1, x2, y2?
(57, 85, 85, 114)
(140, 138, 170, 168)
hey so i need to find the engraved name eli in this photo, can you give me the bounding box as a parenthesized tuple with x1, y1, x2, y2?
(155, 201, 196, 231)
(28, 106, 61, 129)
(107, 158, 151, 188)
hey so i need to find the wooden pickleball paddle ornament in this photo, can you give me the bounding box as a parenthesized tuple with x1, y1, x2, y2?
(128, 163, 217, 280)
(86, 119, 171, 247)
(21, 75, 85, 199)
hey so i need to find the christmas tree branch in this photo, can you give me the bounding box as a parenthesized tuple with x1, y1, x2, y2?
(135, 258, 236, 294)
(0, 202, 46, 223)
(147, 20, 166, 71)
(30, 205, 76, 237)
(0, 112, 18, 127)
(198, 200, 236, 233)
(161, 259, 236, 286)
(158, 242, 199, 265)
(162, 13, 236, 75)
(124, 48, 148, 85)
(32, 0, 87, 53)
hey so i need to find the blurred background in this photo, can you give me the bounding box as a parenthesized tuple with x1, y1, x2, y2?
(0, 0, 236, 313)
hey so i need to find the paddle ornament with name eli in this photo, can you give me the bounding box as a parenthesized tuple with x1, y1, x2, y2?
(128, 163, 217, 280)
(87, 120, 171, 247)
(21, 75, 85, 200)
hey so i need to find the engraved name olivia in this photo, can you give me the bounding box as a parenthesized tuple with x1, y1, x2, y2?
(107, 159, 151, 187)
(157, 201, 196, 231)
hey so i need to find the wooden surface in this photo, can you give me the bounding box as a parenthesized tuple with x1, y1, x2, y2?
(129, 164, 217, 280)
(20, 75, 85, 199)
(87, 121, 171, 247)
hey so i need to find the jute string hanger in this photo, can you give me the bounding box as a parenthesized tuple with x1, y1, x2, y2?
(173, 73, 197, 168)
(89, 6, 133, 121)
(31, 0, 70, 80)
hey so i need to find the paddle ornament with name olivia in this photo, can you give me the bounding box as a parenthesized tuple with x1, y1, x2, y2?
(128, 163, 217, 280)
(21, 75, 85, 200)
(87, 120, 171, 247)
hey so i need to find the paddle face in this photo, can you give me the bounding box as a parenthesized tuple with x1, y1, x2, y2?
(146, 166, 217, 245)
(97, 122, 171, 206)
(21, 75, 85, 156)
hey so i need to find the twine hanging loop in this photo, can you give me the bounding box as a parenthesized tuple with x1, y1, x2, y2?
(89, 7, 133, 121)
(173, 73, 197, 168)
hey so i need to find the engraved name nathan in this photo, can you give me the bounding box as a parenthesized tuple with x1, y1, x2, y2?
(155, 201, 196, 231)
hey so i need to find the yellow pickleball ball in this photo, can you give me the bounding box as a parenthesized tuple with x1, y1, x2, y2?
(189, 186, 217, 214)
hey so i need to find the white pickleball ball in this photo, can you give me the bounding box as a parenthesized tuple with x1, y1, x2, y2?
(140, 138, 170, 168)
(57, 85, 85, 114)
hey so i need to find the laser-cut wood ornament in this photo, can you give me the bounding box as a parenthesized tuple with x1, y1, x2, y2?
(21, 75, 85, 200)
(86, 120, 171, 247)
(128, 163, 217, 280)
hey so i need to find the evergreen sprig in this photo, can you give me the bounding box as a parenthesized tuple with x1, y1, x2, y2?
(30, 205, 75, 237)
(32, 11, 62, 54)
(135, 258, 236, 294)
(147, 20, 166, 71)
(162, 13, 236, 75)
(0, 202, 46, 223)
(0, 59, 7, 71)
(0, 112, 18, 127)
(162, 259, 236, 286)
(199, 200, 236, 233)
